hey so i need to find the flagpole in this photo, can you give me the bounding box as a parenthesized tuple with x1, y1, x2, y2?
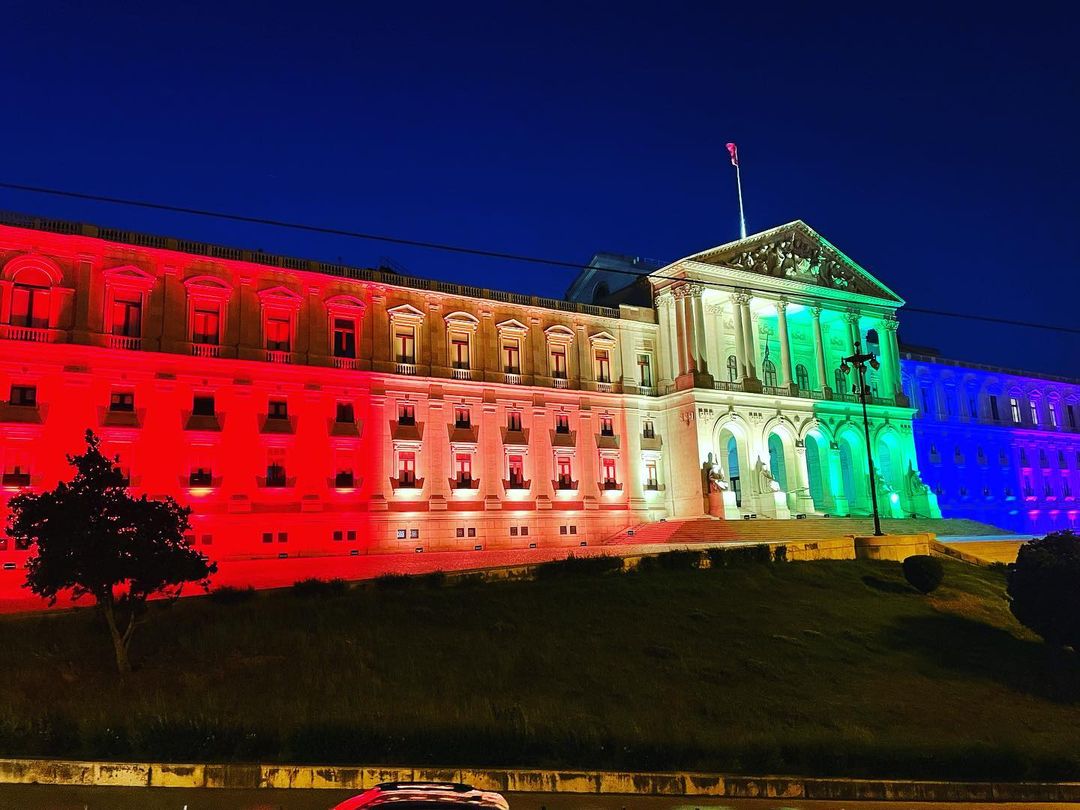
(734, 161, 746, 240)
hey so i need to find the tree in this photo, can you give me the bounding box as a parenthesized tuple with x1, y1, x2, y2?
(6, 430, 216, 673)
(1007, 531, 1080, 650)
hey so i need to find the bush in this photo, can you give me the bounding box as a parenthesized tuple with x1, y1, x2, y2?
(707, 544, 773, 568)
(902, 555, 944, 594)
(637, 549, 702, 571)
(208, 585, 255, 605)
(291, 578, 347, 598)
(773, 545, 788, 563)
(1007, 531, 1080, 648)
(534, 554, 623, 579)
(373, 573, 416, 590)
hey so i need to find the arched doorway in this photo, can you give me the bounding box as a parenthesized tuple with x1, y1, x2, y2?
(767, 432, 788, 491)
(716, 420, 749, 509)
(838, 429, 866, 515)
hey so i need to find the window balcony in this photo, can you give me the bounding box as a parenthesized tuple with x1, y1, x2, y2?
(637, 385, 656, 396)
(505, 475, 530, 491)
(0, 325, 59, 343)
(259, 471, 294, 489)
(187, 471, 215, 488)
(1, 472, 31, 488)
(396, 362, 417, 376)
(107, 334, 142, 351)
(601, 480, 622, 492)
(451, 475, 480, 491)
(191, 343, 221, 358)
(266, 350, 292, 364)
(555, 475, 578, 491)
(644, 479, 660, 491)
(334, 471, 356, 489)
(394, 473, 418, 489)
(0, 403, 42, 424)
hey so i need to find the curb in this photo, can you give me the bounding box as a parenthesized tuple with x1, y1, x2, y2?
(2, 759, 1080, 802)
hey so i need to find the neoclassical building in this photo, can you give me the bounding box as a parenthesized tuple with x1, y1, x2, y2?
(0, 213, 939, 579)
(901, 352, 1080, 534)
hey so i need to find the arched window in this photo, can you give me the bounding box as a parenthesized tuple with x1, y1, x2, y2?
(10, 275, 50, 329)
(727, 354, 738, 383)
(795, 364, 810, 391)
(762, 358, 777, 388)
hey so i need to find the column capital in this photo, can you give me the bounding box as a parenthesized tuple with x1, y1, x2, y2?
(672, 281, 705, 299)
(654, 291, 674, 308)
(883, 314, 900, 332)
(809, 304, 824, 319)
(732, 291, 752, 306)
(843, 307, 861, 324)
(775, 297, 789, 313)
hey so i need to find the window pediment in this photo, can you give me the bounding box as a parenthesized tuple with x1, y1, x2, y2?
(588, 330, 617, 347)
(388, 303, 426, 323)
(257, 285, 303, 309)
(445, 311, 480, 330)
(184, 275, 233, 301)
(325, 294, 367, 316)
(544, 324, 575, 344)
(103, 264, 156, 291)
(3, 254, 64, 285)
(496, 318, 529, 335)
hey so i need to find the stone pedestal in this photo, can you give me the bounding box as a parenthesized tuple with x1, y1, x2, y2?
(708, 489, 741, 520)
(755, 490, 791, 520)
(907, 489, 942, 519)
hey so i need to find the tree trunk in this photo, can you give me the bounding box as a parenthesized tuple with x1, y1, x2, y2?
(101, 597, 132, 674)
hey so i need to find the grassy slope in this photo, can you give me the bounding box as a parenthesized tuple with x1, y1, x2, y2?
(3, 559, 1080, 779)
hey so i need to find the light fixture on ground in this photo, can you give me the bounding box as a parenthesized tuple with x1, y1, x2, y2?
(840, 340, 884, 537)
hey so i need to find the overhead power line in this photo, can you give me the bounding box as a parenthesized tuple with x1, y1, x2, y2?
(0, 180, 1077, 337)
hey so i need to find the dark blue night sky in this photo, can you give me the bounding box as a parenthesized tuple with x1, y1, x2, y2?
(2, 2, 1076, 376)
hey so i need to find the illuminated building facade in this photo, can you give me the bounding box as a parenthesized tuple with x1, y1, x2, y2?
(0, 213, 943, 581)
(901, 352, 1080, 533)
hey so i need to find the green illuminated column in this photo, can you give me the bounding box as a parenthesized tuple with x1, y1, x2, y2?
(776, 298, 794, 392)
(810, 305, 829, 395)
(827, 441, 850, 516)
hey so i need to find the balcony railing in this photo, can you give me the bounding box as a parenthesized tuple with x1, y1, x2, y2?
(552, 377, 569, 389)
(595, 381, 613, 393)
(0, 325, 55, 343)
(266, 350, 291, 364)
(451, 367, 474, 381)
(333, 356, 361, 370)
(714, 380, 744, 392)
(396, 362, 417, 376)
(1, 473, 31, 488)
(191, 343, 221, 358)
(644, 480, 660, 491)
(107, 334, 142, 351)
(503, 372, 522, 385)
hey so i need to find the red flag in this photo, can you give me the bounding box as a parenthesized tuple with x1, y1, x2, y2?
(726, 142, 739, 167)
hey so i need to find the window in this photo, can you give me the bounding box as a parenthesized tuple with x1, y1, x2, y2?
(1010, 397, 1022, 423)
(333, 318, 357, 359)
(1029, 400, 1040, 426)
(396, 529, 407, 539)
(507, 411, 522, 431)
(645, 459, 659, 489)
(335, 450, 355, 486)
(837, 369, 850, 396)
(727, 354, 738, 383)
(333, 530, 343, 542)
(451, 335, 470, 369)
(594, 349, 611, 383)
(456, 527, 465, 538)
(976, 447, 986, 464)
(278, 532, 288, 544)
(189, 463, 213, 487)
(398, 403, 415, 425)
(557, 456, 573, 488)
(192, 303, 220, 345)
(502, 340, 521, 374)
(266, 316, 291, 352)
(600, 460, 617, 492)
(551, 348, 567, 379)
(336, 402, 355, 424)
(263, 532, 274, 544)
(1040, 450, 1049, 468)
(762, 359, 777, 388)
(454, 406, 471, 429)
(989, 395, 1000, 421)
(398, 452, 416, 486)
(266, 449, 287, 487)
(1023, 477, 1034, 497)
(929, 443, 940, 462)
(1049, 402, 1059, 427)
(395, 328, 416, 364)
(521, 526, 529, 537)
(920, 384, 936, 416)
(954, 446, 964, 463)
(600, 416, 614, 437)
(510, 526, 519, 536)
(999, 450, 1009, 466)
(1060, 451, 1068, 469)
(193, 395, 215, 416)
(111, 294, 142, 337)
(1069, 404, 1077, 428)
(268, 399, 288, 420)
(455, 454, 472, 485)
(555, 413, 570, 434)
(795, 364, 809, 391)
(1044, 480, 1054, 497)
(347, 530, 356, 542)
(560, 525, 568, 535)
(3, 448, 31, 487)
(467, 527, 476, 538)
(968, 394, 979, 419)
(410, 529, 419, 539)
(637, 354, 652, 387)
(9, 385, 36, 407)
(1019, 447, 1029, 466)
(11, 282, 50, 329)
(642, 419, 655, 439)
(569, 525, 577, 535)
(508, 455, 524, 488)
(109, 392, 135, 412)
(1064, 479, 1073, 498)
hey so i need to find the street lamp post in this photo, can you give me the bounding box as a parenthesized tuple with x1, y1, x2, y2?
(840, 340, 884, 537)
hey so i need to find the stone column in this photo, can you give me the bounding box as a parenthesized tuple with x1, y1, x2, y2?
(776, 298, 794, 393)
(845, 309, 860, 354)
(741, 296, 757, 379)
(705, 304, 723, 384)
(827, 441, 850, 516)
(811, 306, 829, 395)
(677, 288, 695, 374)
(690, 283, 709, 377)
(791, 441, 817, 515)
(884, 315, 904, 402)
(672, 291, 688, 378)
(731, 293, 747, 381)
(655, 292, 675, 388)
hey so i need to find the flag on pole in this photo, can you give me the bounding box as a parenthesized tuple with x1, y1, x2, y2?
(726, 142, 739, 168)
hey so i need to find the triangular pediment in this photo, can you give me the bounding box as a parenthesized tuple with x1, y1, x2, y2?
(677, 221, 902, 304)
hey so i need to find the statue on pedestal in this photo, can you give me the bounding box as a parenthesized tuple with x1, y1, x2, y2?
(905, 461, 929, 496)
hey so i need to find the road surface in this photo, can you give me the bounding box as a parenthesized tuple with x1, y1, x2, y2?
(0, 785, 1073, 810)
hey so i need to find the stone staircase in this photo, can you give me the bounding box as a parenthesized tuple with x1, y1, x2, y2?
(605, 516, 1013, 548)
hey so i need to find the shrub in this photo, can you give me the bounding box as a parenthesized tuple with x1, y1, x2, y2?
(1007, 531, 1080, 648)
(208, 585, 256, 605)
(902, 555, 944, 594)
(291, 578, 347, 598)
(773, 545, 788, 563)
(534, 554, 623, 579)
(373, 573, 415, 590)
(637, 549, 702, 572)
(707, 544, 773, 568)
